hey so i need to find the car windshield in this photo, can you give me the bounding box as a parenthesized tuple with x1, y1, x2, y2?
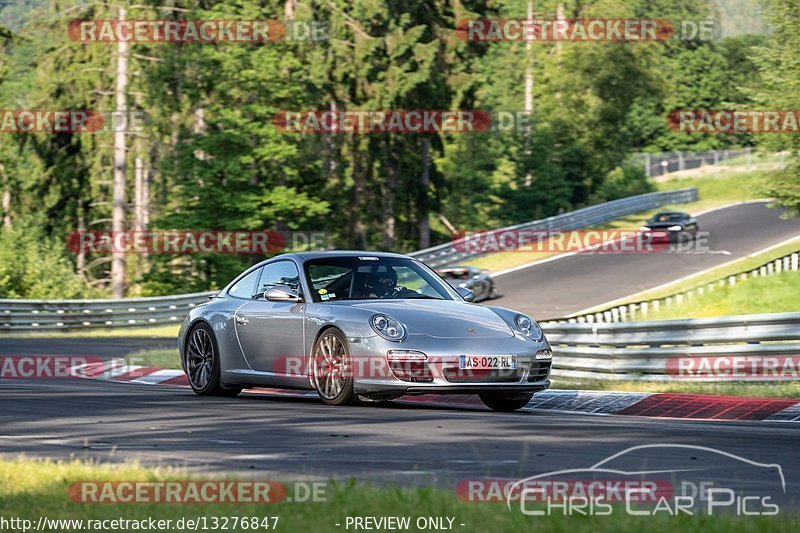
(304, 256, 460, 302)
(438, 269, 470, 280)
(651, 212, 687, 222)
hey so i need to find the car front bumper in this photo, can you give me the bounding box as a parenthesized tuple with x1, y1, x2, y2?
(347, 333, 552, 396)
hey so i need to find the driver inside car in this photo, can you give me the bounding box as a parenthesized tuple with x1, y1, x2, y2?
(370, 267, 400, 298)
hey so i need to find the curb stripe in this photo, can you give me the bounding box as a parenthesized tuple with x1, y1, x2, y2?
(618, 394, 799, 420)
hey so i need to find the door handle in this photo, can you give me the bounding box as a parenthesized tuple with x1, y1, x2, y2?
(236, 316, 249, 326)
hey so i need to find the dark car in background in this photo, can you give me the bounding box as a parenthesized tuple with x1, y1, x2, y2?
(437, 266, 496, 302)
(640, 211, 699, 242)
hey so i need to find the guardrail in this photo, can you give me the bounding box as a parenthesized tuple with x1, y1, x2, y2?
(565, 249, 800, 324)
(0, 292, 214, 332)
(409, 188, 698, 268)
(541, 312, 800, 381)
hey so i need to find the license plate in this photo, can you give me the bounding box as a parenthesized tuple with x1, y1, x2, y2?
(459, 355, 517, 370)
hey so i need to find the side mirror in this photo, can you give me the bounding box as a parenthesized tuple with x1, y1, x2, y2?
(264, 286, 303, 303)
(456, 287, 475, 302)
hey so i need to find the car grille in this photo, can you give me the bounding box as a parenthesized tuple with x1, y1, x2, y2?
(443, 368, 522, 383)
(527, 361, 551, 382)
(442, 361, 551, 384)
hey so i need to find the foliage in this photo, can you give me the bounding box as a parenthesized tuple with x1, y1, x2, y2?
(0, 216, 99, 298)
(0, 0, 778, 296)
(752, 0, 800, 215)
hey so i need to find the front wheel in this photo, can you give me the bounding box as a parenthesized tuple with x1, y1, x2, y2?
(311, 329, 358, 406)
(479, 392, 534, 412)
(185, 323, 242, 397)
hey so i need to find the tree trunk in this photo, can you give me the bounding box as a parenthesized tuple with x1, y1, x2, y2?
(134, 143, 144, 233)
(382, 139, 397, 249)
(418, 137, 430, 249)
(0, 162, 10, 229)
(111, 6, 129, 299)
(349, 139, 367, 249)
(76, 206, 86, 275)
(523, 0, 535, 187)
(284, 0, 297, 19)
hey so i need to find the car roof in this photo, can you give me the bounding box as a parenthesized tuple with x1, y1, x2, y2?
(274, 250, 412, 262)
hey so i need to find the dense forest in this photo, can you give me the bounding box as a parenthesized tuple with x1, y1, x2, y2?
(0, 0, 797, 298)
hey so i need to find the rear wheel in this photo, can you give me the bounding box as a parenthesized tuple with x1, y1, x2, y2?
(311, 329, 358, 406)
(479, 392, 534, 412)
(185, 323, 242, 397)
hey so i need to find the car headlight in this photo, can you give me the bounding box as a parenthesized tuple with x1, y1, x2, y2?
(667, 225, 683, 231)
(639, 226, 651, 231)
(515, 314, 543, 341)
(370, 314, 406, 341)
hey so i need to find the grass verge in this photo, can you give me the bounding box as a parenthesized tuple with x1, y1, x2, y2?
(0, 457, 796, 532)
(125, 348, 181, 370)
(636, 270, 800, 320)
(553, 378, 800, 398)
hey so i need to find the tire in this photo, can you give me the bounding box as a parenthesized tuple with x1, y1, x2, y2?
(184, 322, 242, 397)
(311, 329, 358, 406)
(479, 392, 534, 412)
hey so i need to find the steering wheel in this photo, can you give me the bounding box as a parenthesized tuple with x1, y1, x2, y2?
(381, 286, 418, 299)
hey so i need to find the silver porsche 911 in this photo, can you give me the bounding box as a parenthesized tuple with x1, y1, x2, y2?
(178, 251, 552, 411)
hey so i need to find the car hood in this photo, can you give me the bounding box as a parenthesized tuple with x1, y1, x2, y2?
(339, 299, 515, 339)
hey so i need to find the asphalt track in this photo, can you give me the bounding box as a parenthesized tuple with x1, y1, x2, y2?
(0, 377, 798, 505)
(491, 201, 800, 319)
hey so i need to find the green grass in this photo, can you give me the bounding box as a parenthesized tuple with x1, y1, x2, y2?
(639, 270, 800, 320)
(125, 348, 181, 370)
(0, 457, 796, 532)
(653, 169, 770, 212)
(553, 379, 800, 398)
(463, 171, 771, 273)
(0, 324, 180, 339)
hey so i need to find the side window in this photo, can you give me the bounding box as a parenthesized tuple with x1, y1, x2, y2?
(228, 267, 262, 299)
(257, 261, 301, 296)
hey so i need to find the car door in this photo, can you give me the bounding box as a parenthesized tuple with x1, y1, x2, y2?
(234, 260, 305, 374)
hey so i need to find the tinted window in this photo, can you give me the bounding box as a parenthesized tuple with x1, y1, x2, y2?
(228, 267, 262, 299)
(304, 256, 458, 302)
(257, 261, 301, 296)
(652, 212, 688, 222)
